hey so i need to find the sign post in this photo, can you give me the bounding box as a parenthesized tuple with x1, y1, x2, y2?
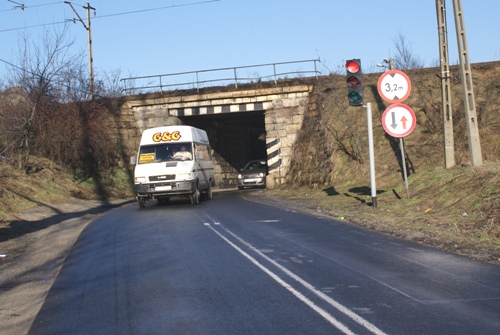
(377, 71, 415, 199)
(381, 104, 416, 198)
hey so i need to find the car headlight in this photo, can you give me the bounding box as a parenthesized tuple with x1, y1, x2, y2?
(238, 174, 242, 179)
(135, 177, 147, 183)
(258, 173, 264, 178)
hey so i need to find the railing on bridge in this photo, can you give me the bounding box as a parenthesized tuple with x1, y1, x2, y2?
(120, 59, 321, 95)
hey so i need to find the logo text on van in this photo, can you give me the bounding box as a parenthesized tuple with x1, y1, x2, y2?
(152, 131, 181, 142)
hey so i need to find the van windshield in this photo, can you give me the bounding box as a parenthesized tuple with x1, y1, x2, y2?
(138, 143, 193, 164)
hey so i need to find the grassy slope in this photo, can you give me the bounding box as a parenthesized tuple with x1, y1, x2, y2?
(276, 63, 500, 263)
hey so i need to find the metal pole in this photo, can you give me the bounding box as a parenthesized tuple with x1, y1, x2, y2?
(314, 60, 318, 80)
(273, 64, 277, 85)
(196, 71, 200, 93)
(366, 102, 377, 208)
(400, 138, 410, 198)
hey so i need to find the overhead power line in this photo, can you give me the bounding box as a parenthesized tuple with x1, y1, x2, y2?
(0, 0, 221, 33)
(1, 1, 63, 12)
(96, 0, 220, 19)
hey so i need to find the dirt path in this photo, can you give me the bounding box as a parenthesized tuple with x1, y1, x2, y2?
(0, 199, 133, 335)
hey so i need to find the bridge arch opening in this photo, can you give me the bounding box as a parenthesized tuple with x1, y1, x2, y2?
(179, 110, 267, 189)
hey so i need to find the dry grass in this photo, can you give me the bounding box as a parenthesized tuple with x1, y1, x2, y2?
(268, 161, 500, 264)
(0, 157, 133, 226)
(276, 63, 500, 264)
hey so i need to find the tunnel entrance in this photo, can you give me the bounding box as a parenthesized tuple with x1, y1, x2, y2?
(179, 110, 267, 188)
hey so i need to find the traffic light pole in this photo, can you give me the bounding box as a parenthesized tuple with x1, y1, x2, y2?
(346, 59, 375, 207)
(366, 103, 377, 208)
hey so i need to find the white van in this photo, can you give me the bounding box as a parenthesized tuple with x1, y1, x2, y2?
(131, 125, 215, 208)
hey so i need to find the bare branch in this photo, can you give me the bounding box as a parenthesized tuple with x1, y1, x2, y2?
(392, 32, 425, 70)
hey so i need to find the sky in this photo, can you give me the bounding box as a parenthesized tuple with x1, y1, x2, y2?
(0, 0, 499, 87)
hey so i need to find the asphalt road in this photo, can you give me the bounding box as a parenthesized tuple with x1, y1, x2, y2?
(27, 190, 500, 335)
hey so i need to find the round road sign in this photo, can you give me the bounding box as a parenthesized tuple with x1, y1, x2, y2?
(381, 103, 416, 138)
(377, 70, 412, 103)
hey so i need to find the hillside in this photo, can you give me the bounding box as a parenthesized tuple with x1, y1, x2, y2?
(1, 62, 499, 264)
(279, 62, 500, 263)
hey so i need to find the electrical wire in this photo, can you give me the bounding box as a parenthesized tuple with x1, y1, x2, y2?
(0, 20, 68, 33)
(0, 0, 221, 33)
(0, 1, 64, 13)
(96, 0, 220, 19)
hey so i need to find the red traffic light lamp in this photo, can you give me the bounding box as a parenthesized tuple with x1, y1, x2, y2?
(345, 59, 363, 106)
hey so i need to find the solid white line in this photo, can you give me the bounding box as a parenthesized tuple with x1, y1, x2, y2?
(218, 225, 389, 335)
(205, 224, 356, 335)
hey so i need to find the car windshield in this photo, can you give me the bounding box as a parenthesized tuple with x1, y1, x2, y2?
(243, 160, 267, 170)
(138, 143, 193, 164)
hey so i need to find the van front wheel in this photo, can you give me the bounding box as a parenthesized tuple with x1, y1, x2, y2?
(191, 187, 200, 205)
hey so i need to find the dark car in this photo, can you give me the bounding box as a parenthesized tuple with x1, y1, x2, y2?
(237, 159, 268, 189)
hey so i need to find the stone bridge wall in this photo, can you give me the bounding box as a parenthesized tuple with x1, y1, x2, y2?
(113, 85, 314, 188)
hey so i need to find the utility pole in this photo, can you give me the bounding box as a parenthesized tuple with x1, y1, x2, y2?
(435, 0, 455, 168)
(85, 3, 95, 100)
(65, 2, 96, 100)
(452, 0, 483, 166)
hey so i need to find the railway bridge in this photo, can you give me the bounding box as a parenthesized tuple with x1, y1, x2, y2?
(117, 84, 315, 189)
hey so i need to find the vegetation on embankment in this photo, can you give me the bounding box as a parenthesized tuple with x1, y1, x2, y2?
(279, 62, 500, 263)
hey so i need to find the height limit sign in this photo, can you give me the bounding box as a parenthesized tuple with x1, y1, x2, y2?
(377, 70, 411, 103)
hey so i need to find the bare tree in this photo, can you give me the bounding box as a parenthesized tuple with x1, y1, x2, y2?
(95, 67, 125, 98)
(392, 32, 425, 70)
(5, 26, 84, 170)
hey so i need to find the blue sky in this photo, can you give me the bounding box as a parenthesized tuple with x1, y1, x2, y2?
(0, 0, 499, 83)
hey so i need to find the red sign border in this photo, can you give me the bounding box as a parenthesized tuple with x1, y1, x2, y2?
(377, 70, 412, 103)
(381, 103, 416, 138)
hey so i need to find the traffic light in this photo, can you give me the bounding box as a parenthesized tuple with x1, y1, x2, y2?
(345, 59, 363, 106)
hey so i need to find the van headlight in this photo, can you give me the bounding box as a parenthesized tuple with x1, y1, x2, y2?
(135, 177, 147, 183)
(177, 173, 192, 180)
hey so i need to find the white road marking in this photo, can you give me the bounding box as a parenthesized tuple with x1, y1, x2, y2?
(207, 222, 389, 335)
(205, 223, 356, 335)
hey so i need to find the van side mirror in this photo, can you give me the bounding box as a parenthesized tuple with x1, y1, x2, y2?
(130, 156, 137, 165)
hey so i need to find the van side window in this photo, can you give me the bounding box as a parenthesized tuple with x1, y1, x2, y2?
(194, 144, 212, 161)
